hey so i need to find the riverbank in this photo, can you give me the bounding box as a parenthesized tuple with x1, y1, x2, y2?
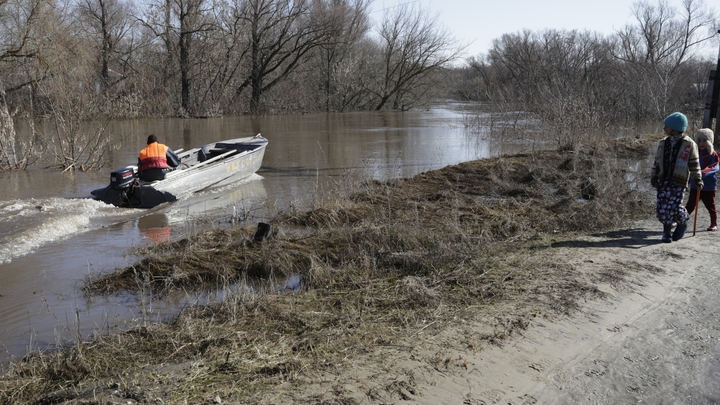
(2, 134, 690, 404)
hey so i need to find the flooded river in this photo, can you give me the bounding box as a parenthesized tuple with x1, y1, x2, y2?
(0, 104, 507, 364)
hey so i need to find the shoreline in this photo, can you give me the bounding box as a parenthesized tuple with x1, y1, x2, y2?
(7, 139, 707, 404)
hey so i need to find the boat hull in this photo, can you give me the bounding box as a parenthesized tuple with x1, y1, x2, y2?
(156, 139, 266, 195)
(91, 134, 268, 208)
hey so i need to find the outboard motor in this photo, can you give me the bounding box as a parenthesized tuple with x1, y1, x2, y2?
(91, 166, 138, 207)
(91, 165, 175, 208)
(110, 167, 137, 190)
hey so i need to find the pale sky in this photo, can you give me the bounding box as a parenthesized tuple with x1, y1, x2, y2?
(370, 0, 720, 61)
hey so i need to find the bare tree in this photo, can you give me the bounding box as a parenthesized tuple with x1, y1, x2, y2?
(0, 0, 58, 106)
(139, 0, 214, 116)
(0, 0, 116, 171)
(34, 61, 116, 172)
(178, 0, 214, 114)
(312, 0, 370, 112)
(73, 0, 135, 93)
(138, 0, 175, 98)
(369, 3, 462, 111)
(229, 0, 330, 114)
(462, 55, 496, 102)
(26, 1, 118, 171)
(331, 37, 377, 111)
(613, 0, 717, 118)
(484, 29, 619, 149)
(0, 0, 60, 170)
(0, 88, 40, 170)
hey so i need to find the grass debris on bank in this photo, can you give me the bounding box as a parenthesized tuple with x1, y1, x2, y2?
(0, 136, 654, 404)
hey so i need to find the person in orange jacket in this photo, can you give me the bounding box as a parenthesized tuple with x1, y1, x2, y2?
(138, 134, 180, 182)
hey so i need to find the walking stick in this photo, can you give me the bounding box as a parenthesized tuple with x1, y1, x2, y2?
(693, 188, 701, 236)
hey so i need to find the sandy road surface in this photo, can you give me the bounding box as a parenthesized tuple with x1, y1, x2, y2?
(490, 219, 720, 404)
(427, 217, 720, 404)
(271, 216, 720, 405)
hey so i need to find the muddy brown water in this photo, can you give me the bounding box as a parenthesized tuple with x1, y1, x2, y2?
(0, 105, 663, 366)
(0, 104, 514, 365)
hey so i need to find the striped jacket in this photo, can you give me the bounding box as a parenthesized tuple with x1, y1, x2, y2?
(650, 135, 702, 188)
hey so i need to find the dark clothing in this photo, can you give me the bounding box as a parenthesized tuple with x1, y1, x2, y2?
(651, 135, 702, 188)
(686, 188, 717, 226)
(139, 167, 174, 182)
(686, 148, 718, 230)
(689, 149, 720, 191)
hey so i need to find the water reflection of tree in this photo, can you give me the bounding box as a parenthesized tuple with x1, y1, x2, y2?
(0, 89, 39, 171)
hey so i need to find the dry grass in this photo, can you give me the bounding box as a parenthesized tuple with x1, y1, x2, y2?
(0, 136, 656, 404)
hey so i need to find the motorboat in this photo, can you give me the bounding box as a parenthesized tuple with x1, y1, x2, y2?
(91, 134, 268, 208)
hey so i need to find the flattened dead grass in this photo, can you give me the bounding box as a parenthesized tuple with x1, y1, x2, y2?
(0, 137, 656, 404)
(87, 141, 651, 296)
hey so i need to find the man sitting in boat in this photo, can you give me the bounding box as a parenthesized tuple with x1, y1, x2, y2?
(138, 134, 181, 182)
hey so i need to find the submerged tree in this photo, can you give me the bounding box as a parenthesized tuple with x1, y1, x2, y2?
(229, 0, 331, 114)
(0, 88, 40, 171)
(0, 0, 58, 170)
(36, 65, 116, 172)
(0, 0, 117, 171)
(369, 3, 462, 111)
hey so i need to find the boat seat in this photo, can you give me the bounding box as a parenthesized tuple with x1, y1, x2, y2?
(214, 142, 257, 152)
(197, 147, 209, 162)
(198, 148, 235, 161)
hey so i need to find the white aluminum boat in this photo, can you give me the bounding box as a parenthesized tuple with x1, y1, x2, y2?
(91, 134, 268, 208)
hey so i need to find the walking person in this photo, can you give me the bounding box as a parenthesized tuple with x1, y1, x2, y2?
(650, 112, 703, 243)
(685, 128, 719, 231)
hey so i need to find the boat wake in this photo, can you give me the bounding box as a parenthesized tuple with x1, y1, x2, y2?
(0, 197, 142, 264)
(0, 175, 268, 264)
(163, 174, 267, 222)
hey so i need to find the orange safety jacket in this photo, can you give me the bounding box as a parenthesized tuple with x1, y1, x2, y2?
(139, 142, 171, 171)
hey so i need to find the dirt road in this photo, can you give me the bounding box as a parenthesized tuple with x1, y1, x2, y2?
(273, 216, 720, 404)
(477, 218, 720, 404)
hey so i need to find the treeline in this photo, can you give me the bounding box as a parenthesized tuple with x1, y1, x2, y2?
(0, 0, 717, 170)
(0, 0, 466, 170)
(0, 0, 461, 118)
(453, 0, 718, 148)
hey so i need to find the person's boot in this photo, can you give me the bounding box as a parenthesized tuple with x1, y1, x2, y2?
(708, 212, 718, 231)
(662, 224, 673, 243)
(672, 222, 687, 241)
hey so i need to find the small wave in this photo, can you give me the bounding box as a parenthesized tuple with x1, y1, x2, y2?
(165, 175, 267, 223)
(0, 197, 138, 264)
(0, 176, 267, 264)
